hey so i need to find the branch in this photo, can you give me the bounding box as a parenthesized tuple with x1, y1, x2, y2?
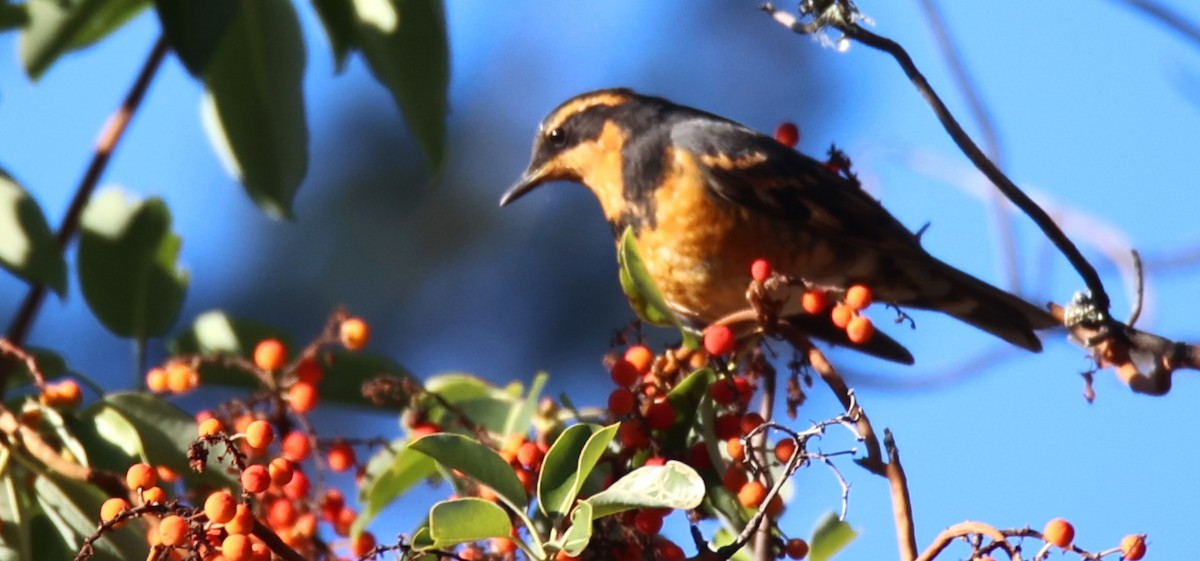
(761, 2, 1113, 321)
(2, 35, 170, 396)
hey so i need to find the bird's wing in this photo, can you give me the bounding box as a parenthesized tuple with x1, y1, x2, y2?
(671, 118, 922, 252)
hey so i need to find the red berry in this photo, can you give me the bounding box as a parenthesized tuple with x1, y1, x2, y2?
(714, 413, 741, 440)
(288, 381, 318, 413)
(703, 325, 735, 356)
(241, 465, 270, 494)
(633, 509, 664, 534)
(774, 122, 800, 147)
(253, 339, 287, 371)
(739, 412, 765, 437)
(750, 258, 772, 282)
(646, 400, 676, 431)
(281, 431, 311, 462)
(326, 441, 356, 473)
(774, 438, 798, 463)
(830, 304, 855, 329)
(846, 315, 875, 344)
(1120, 534, 1146, 561)
(709, 378, 737, 405)
(618, 419, 650, 449)
(801, 290, 829, 315)
(608, 388, 636, 416)
(610, 359, 639, 387)
(1043, 517, 1074, 548)
(785, 538, 809, 559)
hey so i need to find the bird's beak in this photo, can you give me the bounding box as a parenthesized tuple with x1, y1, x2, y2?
(499, 163, 554, 207)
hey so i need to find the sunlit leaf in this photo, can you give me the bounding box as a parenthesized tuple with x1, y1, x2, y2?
(19, 0, 146, 79)
(617, 227, 699, 347)
(538, 423, 617, 518)
(33, 472, 147, 560)
(410, 433, 528, 509)
(586, 461, 705, 519)
(201, 0, 307, 218)
(353, 441, 436, 537)
(77, 190, 188, 339)
(0, 169, 66, 296)
(428, 498, 511, 547)
(557, 501, 593, 557)
(809, 513, 858, 561)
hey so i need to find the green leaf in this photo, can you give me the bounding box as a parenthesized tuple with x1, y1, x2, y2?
(33, 472, 147, 560)
(409, 433, 528, 510)
(617, 227, 699, 347)
(0, 169, 66, 296)
(660, 368, 715, 449)
(502, 372, 547, 436)
(3, 347, 73, 390)
(0, 471, 34, 561)
(586, 461, 705, 519)
(351, 0, 449, 167)
(809, 513, 859, 561)
(353, 441, 436, 537)
(422, 373, 533, 434)
(18, 0, 147, 79)
(77, 190, 188, 339)
(427, 498, 511, 547)
(201, 0, 308, 218)
(0, 4, 29, 31)
(556, 501, 593, 557)
(311, 0, 357, 71)
(538, 423, 617, 518)
(153, 0, 237, 76)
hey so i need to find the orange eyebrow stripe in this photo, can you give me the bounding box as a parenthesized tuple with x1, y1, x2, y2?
(544, 91, 633, 133)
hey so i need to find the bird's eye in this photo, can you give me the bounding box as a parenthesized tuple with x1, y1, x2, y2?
(546, 127, 565, 146)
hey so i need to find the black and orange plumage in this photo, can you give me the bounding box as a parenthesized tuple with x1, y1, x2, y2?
(501, 88, 1056, 363)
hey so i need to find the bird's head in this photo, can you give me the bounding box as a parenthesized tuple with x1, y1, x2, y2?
(500, 88, 643, 222)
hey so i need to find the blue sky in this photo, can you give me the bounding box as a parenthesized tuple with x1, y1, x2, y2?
(2, 2, 1199, 560)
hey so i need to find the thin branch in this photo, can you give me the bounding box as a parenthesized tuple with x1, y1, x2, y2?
(1115, 0, 1200, 47)
(883, 431, 917, 561)
(1127, 250, 1144, 327)
(761, 3, 1112, 321)
(2, 35, 170, 395)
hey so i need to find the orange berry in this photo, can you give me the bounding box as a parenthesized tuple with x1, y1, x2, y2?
(1043, 517, 1074, 548)
(516, 441, 544, 469)
(351, 531, 377, 557)
(624, 345, 654, 375)
(140, 486, 166, 504)
(326, 441, 356, 473)
(282, 470, 309, 500)
(633, 509, 664, 534)
(268, 457, 294, 485)
(226, 504, 255, 535)
(492, 537, 518, 555)
(293, 512, 317, 538)
(646, 400, 676, 431)
(610, 359, 639, 387)
(41, 380, 82, 408)
(145, 367, 169, 393)
(156, 465, 179, 483)
(774, 122, 800, 147)
(288, 382, 318, 413)
(774, 438, 798, 463)
(740, 412, 765, 437)
(253, 339, 287, 371)
(222, 534, 252, 561)
(198, 418, 224, 437)
(737, 480, 768, 509)
(320, 489, 345, 522)
(409, 422, 440, 440)
(294, 358, 324, 385)
(830, 303, 855, 329)
(281, 431, 311, 462)
(515, 467, 535, 494)
(750, 258, 772, 282)
(266, 498, 297, 528)
(703, 325, 735, 356)
(250, 542, 271, 561)
(165, 362, 198, 394)
(722, 468, 748, 494)
(241, 465, 270, 494)
(1120, 534, 1146, 561)
(801, 290, 829, 315)
(243, 420, 274, 450)
(158, 514, 189, 547)
(726, 437, 745, 463)
(125, 463, 156, 490)
(846, 315, 874, 344)
(844, 284, 873, 310)
(339, 317, 371, 351)
(99, 497, 130, 527)
(785, 538, 809, 559)
(608, 388, 635, 416)
(333, 506, 356, 536)
(204, 491, 237, 524)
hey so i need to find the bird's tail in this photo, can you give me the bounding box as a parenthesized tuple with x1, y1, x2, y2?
(903, 256, 1059, 352)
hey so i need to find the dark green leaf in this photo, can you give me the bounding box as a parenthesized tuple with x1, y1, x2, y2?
(3, 347, 73, 390)
(0, 169, 66, 296)
(153, 0, 236, 76)
(538, 423, 617, 518)
(809, 513, 858, 561)
(202, 0, 308, 218)
(586, 461, 705, 519)
(428, 498, 511, 547)
(0, 4, 28, 30)
(311, 0, 357, 70)
(353, 441, 436, 537)
(78, 190, 188, 339)
(168, 310, 290, 390)
(409, 433, 528, 510)
(660, 368, 715, 449)
(353, 0, 449, 167)
(33, 472, 147, 560)
(18, 0, 145, 79)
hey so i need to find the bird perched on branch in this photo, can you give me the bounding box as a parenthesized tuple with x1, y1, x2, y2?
(500, 88, 1056, 363)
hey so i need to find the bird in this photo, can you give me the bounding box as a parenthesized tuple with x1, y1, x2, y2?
(499, 88, 1057, 363)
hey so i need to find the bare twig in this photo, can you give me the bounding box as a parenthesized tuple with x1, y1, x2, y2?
(1115, 0, 1200, 47)
(2, 35, 170, 397)
(1127, 250, 1144, 327)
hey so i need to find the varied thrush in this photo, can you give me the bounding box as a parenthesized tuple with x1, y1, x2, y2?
(500, 88, 1057, 363)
